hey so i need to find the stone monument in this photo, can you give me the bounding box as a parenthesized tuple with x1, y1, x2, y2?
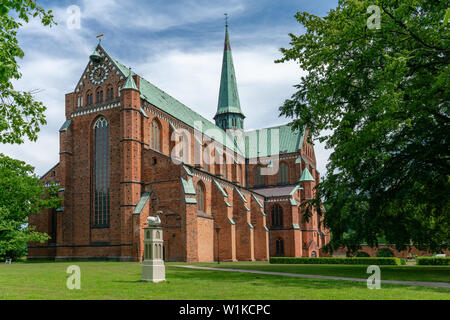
(142, 211, 166, 283)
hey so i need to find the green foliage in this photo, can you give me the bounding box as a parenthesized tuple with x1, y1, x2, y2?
(417, 257, 450, 265)
(377, 248, 394, 257)
(278, 0, 450, 254)
(355, 251, 370, 257)
(269, 257, 402, 265)
(0, 154, 60, 260)
(0, 0, 55, 144)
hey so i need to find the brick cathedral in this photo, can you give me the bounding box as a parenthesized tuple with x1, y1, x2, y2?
(29, 26, 330, 262)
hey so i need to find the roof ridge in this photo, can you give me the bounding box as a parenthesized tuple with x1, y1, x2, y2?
(245, 123, 300, 134)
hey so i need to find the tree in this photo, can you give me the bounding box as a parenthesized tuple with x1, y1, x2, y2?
(0, 154, 60, 260)
(278, 0, 449, 253)
(0, 1, 56, 260)
(0, 0, 54, 144)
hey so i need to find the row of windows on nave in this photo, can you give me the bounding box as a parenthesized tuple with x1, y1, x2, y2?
(77, 87, 119, 108)
(90, 115, 294, 192)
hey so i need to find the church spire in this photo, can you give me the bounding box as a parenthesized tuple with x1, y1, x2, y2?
(214, 17, 245, 131)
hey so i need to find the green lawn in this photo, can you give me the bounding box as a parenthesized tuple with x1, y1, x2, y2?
(189, 261, 450, 283)
(0, 261, 449, 300)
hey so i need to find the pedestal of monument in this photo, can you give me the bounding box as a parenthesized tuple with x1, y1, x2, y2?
(142, 226, 166, 283)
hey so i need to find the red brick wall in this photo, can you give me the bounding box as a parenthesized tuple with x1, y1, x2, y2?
(30, 46, 328, 262)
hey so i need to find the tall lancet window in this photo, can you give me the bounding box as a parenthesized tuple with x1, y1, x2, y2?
(151, 118, 161, 152)
(94, 117, 110, 227)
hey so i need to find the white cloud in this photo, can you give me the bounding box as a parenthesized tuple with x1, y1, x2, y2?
(1, 0, 333, 178)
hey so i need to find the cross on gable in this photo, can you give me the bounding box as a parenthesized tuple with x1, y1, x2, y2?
(96, 32, 104, 42)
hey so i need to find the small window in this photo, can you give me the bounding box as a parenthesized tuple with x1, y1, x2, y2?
(254, 165, 264, 186)
(86, 92, 92, 106)
(222, 155, 227, 179)
(278, 162, 289, 185)
(276, 238, 284, 257)
(197, 181, 205, 212)
(271, 204, 283, 228)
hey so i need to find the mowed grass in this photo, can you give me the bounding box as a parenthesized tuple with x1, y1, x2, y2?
(189, 261, 450, 283)
(0, 261, 448, 300)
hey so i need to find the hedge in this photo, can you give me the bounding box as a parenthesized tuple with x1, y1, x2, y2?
(355, 251, 370, 257)
(269, 257, 403, 265)
(376, 248, 394, 257)
(416, 257, 450, 265)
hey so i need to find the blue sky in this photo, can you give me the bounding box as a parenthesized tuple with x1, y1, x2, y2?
(2, 0, 339, 176)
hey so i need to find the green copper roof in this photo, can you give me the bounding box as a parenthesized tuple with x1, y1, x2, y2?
(215, 26, 244, 119)
(299, 167, 315, 182)
(90, 49, 102, 63)
(245, 124, 305, 158)
(96, 44, 303, 159)
(104, 50, 245, 156)
(122, 72, 139, 91)
(252, 194, 263, 208)
(235, 187, 247, 203)
(133, 192, 152, 215)
(59, 120, 72, 132)
(213, 179, 228, 197)
(185, 197, 197, 204)
(181, 177, 196, 195)
(290, 184, 303, 195)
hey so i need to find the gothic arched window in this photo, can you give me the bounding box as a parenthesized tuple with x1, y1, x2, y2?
(94, 117, 110, 227)
(254, 165, 264, 186)
(271, 204, 283, 228)
(86, 91, 92, 106)
(275, 238, 284, 257)
(197, 181, 205, 213)
(151, 118, 161, 152)
(278, 162, 289, 185)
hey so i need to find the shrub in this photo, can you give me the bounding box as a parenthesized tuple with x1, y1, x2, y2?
(269, 257, 402, 265)
(376, 248, 394, 257)
(416, 257, 450, 265)
(355, 251, 370, 257)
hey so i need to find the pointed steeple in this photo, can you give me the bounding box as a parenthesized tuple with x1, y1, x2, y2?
(214, 20, 245, 131)
(299, 167, 315, 182)
(121, 71, 139, 91)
